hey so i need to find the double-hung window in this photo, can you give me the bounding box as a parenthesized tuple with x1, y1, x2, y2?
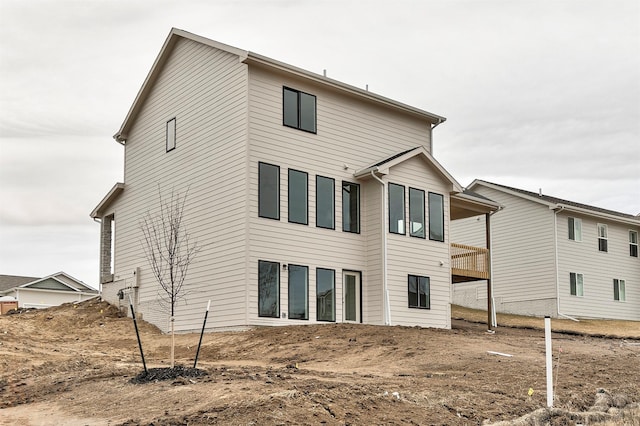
(568, 217, 582, 241)
(389, 183, 405, 234)
(258, 260, 280, 318)
(428, 192, 445, 242)
(316, 176, 335, 229)
(597, 224, 608, 252)
(283, 87, 316, 133)
(288, 265, 308, 320)
(288, 169, 308, 225)
(409, 188, 426, 238)
(613, 279, 626, 301)
(342, 182, 360, 233)
(630, 231, 638, 257)
(569, 272, 584, 297)
(316, 268, 335, 322)
(166, 117, 176, 152)
(408, 275, 430, 309)
(258, 163, 280, 220)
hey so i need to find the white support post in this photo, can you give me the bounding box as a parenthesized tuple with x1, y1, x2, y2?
(545, 316, 553, 407)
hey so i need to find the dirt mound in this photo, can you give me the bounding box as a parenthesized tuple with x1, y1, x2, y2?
(0, 301, 638, 425)
(487, 389, 638, 425)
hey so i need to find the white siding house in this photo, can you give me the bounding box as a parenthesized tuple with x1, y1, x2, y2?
(91, 28, 498, 333)
(0, 272, 99, 309)
(451, 180, 640, 321)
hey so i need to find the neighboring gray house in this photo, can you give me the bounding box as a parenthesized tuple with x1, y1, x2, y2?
(451, 180, 640, 321)
(0, 272, 99, 309)
(91, 28, 498, 333)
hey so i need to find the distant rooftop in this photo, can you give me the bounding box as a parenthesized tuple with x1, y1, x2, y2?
(0, 274, 40, 292)
(474, 180, 638, 220)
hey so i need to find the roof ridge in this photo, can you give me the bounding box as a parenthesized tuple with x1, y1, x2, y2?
(475, 180, 638, 220)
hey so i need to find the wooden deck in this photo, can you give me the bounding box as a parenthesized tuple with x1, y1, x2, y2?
(451, 243, 490, 280)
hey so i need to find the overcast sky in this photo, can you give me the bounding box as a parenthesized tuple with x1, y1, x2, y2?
(1, 0, 638, 287)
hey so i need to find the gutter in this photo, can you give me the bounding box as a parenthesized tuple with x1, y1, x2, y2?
(113, 133, 126, 146)
(552, 206, 579, 322)
(429, 118, 445, 154)
(369, 168, 391, 325)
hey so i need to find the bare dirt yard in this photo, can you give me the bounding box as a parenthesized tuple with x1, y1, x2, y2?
(1, 300, 638, 425)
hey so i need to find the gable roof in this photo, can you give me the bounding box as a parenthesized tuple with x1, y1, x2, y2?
(354, 146, 463, 193)
(114, 28, 446, 143)
(0, 275, 39, 292)
(469, 180, 640, 225)
(90, 182, 125, 219)
(0, 272, 98, 295)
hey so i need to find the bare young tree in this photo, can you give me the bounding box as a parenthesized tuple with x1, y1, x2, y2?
(140, 186, 199, 367)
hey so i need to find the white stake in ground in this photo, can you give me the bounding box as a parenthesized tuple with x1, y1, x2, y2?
(545, 316, 553, 407)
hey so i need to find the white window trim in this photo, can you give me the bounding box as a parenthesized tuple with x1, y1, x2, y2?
(568, 217, 582, 242)
(629, 230, 639, 257)
(597, 223, 608, 252)
(613, 278, 626, 302)
(570, 272, 584, 297)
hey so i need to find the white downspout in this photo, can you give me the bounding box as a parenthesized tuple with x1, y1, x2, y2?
(370, 170, 391, 325)
(553, 206, 579, 322)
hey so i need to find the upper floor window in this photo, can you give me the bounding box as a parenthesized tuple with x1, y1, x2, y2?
(166, 117, 176, 152)
(428, 192, 445, 242)
(283, 87, 316, 133)
(568, 217, 582, 241)
(630, 230, 638, 257)
(316, 176, 335, 229)
(613, 279, 626, 301)
(259, 162, 280, 220)
(569, 272, 584, 297)
(408, 275, 430, 309)
(409, 187, 426, 238)
(597, 224, 608, 252)
(288, 169, 308, 225)
(389, 183, 405, 235)
(342, 181, 360, 233)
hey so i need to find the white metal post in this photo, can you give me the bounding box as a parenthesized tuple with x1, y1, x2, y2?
(545, 316, 553, 407)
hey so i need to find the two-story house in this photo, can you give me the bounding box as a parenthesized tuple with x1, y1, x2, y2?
(91, 28, 498, 332)
(451, 180, 640, 321)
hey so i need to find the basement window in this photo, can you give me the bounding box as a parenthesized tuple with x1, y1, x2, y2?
(408, 275, 430, 309)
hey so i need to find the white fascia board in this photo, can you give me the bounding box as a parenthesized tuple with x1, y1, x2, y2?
(244, 53, 446, 124)
(90, 182, 125, 218)
(451, 192, 502, 212)
(552, 204, 640, 226)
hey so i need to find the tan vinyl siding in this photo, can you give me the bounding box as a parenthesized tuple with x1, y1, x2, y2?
(451, 215, 487, 247)
(557, 213, 640, 320)
(246, 66, 434, 326)
(384, 156, 452, 328)
(110, 38, 249, 332)
(363, 181, 384, 325)
(463, 187, 557, 306)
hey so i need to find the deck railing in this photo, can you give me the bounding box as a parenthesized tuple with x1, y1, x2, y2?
(451, 243, 490, 279)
